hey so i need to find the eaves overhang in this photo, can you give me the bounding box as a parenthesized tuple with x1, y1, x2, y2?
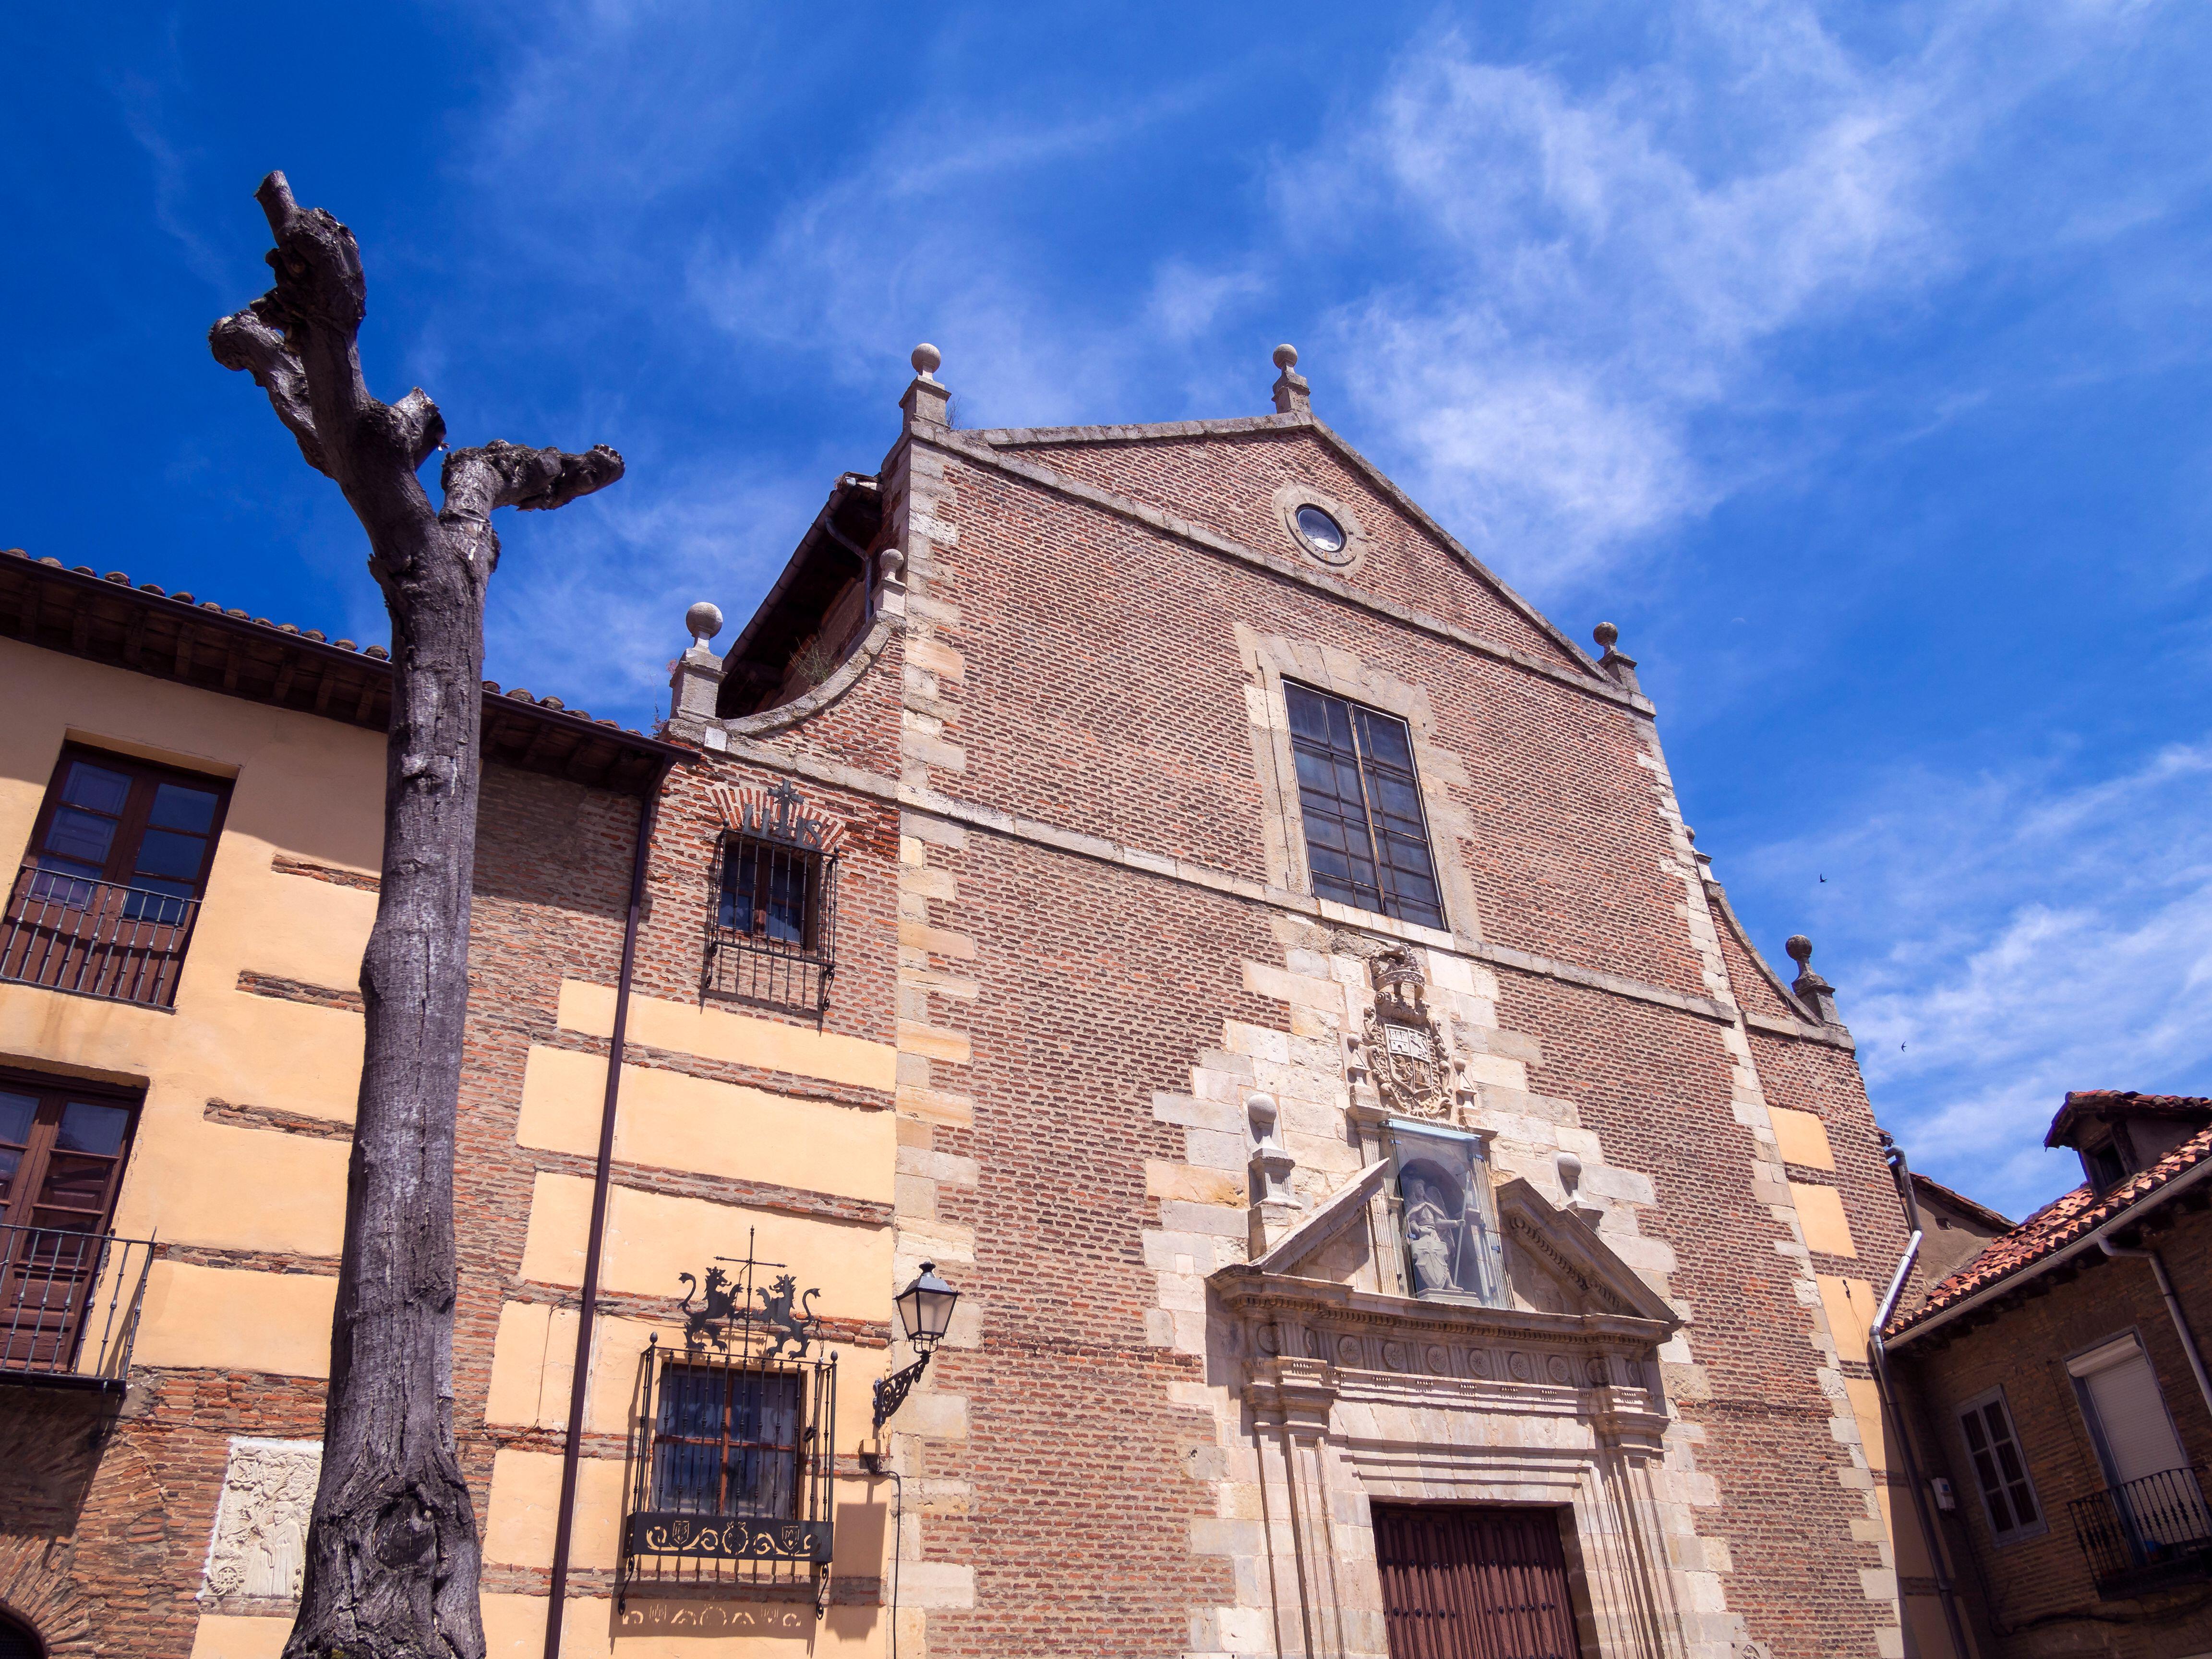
(1887, 1149, 2212, 1348)
(2, 550, 688, 797)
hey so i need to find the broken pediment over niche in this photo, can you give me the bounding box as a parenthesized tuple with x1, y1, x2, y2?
(1492, 1178, 1674, 1323)
(1245, 1159, 1392, 1288)
(1228, 1163, 1673, 1332)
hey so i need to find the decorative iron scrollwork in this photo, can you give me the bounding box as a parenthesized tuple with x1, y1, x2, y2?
(624, 1513, 834, 1564)
(872, 1357, 928, 1434)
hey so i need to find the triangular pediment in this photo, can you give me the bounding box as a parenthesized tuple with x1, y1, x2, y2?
(1493, 1178, 1676, 1323)
(953, 418, 1599, 680)
(1250, 1161, 1391, 1281)
(1225, 1164, 1676, 1335)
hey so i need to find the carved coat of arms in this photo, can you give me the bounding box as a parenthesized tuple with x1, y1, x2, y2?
(1357, 948, 1454, 1120)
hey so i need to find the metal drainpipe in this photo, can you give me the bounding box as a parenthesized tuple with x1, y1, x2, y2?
(2098, 1238, 2212, 1426)
(1873, 1139, 1976, 1659)
(542, 758, 670, 1659)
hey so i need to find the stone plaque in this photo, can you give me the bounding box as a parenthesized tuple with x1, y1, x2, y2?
(203, 1437, 321, 1602)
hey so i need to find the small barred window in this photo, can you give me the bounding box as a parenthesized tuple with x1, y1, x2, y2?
(701, 780, 841, 1018)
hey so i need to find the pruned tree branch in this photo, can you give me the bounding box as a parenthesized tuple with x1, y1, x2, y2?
(205, 168, 629, 1659)
(209, 298, 329, 476)
(442, 440, 626, 519)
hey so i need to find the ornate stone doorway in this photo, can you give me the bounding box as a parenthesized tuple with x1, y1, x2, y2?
(1373, 1504, 1584, 1659)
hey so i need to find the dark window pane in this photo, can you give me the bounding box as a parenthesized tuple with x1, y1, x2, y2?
(0, 1093, 35, 1146)
(57, 1102, 129, 1157)
(1358, 713, 1415, 769)
(1993, 1439, 2028, 1486)
(1984, 1483, 2014, 1533)
(0, 1148, 19, 1201)
(60, 763, 131, 816)
(2009, 1481, 2037, 1525)
(132, 829, 208, 883)
(1286, 685, 1332, 743)
(43, 807, 119, 867)
(1961, 1412, 1989, 1453)
(149, 782, 220, 833)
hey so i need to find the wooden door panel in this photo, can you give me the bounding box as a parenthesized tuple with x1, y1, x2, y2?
(1373, 1503, 1584, 1659)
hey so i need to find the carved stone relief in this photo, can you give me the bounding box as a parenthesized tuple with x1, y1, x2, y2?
(1349, 948, 1459, 1121)
(202, 1437, 321, 1602)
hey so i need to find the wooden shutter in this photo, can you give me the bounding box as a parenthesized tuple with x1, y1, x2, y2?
(1372, 1503, 1585, 1659)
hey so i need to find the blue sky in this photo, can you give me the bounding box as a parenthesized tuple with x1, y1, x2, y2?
(6, 1, 2210, 1220)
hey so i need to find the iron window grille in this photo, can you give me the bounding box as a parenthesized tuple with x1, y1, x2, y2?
(701, 781, 841, 1020)
(1284, 683, 1445, 930)
(622, 1244, 837, 1608)
(0, 1072, 152, 1390)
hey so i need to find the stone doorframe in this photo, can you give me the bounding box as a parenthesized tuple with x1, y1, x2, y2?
(1214, 1273, 1693, 1659)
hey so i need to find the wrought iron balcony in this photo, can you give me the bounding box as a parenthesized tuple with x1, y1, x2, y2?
(2069, 1466, 2212, 1598)
(0, 1224, 155, 1391)
(1, 864, 201, 1009)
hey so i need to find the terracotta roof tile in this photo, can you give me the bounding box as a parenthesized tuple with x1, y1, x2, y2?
(1888, 1123, 2212, 1338)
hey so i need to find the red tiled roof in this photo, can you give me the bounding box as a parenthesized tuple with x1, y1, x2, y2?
(2044, 1089, 2212, 1149)
(1887, 1123, 2212, 1339)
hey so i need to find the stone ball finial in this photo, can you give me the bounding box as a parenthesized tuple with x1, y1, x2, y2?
(1593, 621, 1619, 649)
(911, 342, 943, 379)
(1785, 934, 1813, 967)
(685, 601, 724, 644)
(1556, 1150, 1584, 1196)
(1273, 343, 1299, 371)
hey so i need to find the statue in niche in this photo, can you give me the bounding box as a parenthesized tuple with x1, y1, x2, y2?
(1403, 1178, 1457, 1292)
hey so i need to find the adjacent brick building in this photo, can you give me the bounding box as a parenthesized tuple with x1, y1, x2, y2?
(1886, 1093, 2212, 1657)
(1, 340, 1938, 1659)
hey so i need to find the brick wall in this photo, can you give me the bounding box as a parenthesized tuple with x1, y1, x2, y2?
(1892, 1203, 2212, 1658)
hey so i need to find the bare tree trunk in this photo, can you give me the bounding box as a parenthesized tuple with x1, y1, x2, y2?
(210, 172, 623, 1659)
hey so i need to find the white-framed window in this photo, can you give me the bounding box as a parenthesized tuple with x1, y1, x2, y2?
(1958, 1387, 2046, 1543)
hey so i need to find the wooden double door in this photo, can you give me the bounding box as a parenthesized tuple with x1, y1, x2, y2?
(1373, 1503, 1585, 1659)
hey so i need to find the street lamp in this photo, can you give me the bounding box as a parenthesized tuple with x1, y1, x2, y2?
(872, 1262, 960, 1434)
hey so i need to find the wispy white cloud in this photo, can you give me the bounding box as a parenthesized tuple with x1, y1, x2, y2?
(1277, 1, 2173, 587)
(1729, 740, 2212, 1217)
(115, 72, 236, 297)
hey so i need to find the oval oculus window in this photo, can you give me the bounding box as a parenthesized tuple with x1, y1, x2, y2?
(1294, 505, 1347, 557)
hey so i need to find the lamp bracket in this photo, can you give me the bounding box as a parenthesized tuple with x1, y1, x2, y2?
(872, 1354, 932, 1434)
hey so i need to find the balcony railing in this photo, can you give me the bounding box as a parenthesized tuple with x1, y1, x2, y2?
(2069, 1466, 2212, 1598)
(0, 1224, 155, 1390)
(0, 864, 201, 1009)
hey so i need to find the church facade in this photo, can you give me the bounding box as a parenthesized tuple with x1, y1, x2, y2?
(650, 346, 1925, 1659)
(0, 345, 1928, 1659)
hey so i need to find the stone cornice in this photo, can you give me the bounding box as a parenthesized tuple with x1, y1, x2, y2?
(1210, 1266, 1673, 1349)
(681, 730, 1778, 1037)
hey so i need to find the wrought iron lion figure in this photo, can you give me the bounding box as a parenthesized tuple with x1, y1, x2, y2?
(757, 1273, 819, 1360)
(677, 1265, 741, 1351)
